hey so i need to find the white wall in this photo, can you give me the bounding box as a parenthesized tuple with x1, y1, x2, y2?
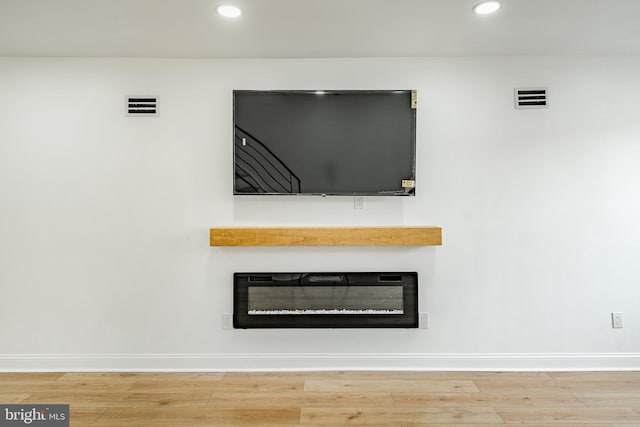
(1, 56, 639, 370)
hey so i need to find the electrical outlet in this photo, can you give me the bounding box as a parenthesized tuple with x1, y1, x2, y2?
(612, 312, 624, 329)
(354, 196, 365, 210)
(419, 312, 429, 329)
(222, 314, 233, 330)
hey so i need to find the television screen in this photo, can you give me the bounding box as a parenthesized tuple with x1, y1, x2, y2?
(233, 90, 416, 196)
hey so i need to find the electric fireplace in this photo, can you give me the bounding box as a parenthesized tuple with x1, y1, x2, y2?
(233, 272, 418, 328)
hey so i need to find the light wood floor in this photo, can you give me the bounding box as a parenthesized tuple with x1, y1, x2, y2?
(1, 371, 640, 426)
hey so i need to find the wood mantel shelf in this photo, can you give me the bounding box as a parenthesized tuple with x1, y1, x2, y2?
(209, 227, 442, 247)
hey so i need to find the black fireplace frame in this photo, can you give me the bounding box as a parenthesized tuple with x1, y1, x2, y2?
(233, 272, 418, 328)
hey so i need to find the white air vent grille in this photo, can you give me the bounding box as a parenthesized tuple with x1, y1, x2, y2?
(515, 88, 548, 109)
(127, 96, 158, 116)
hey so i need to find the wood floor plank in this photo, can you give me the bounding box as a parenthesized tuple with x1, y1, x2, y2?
(388, 371, 554, 381)
(393, 391, 586, 407)
(0, 392, 31, 403)
(402, 424, 613, 427)
(304, 379, 479, 393)
(545, 371, 640, 395)
(497, 406, 640, 424)
(576, 392, 640, 408)
(127, 379, 230, 393)
(0, 380, 136, 393)
(59, 372, 224, 381)
(122, 392, 211, 408)
(93, 418, 194, 427)
(563, 380, 640, 393)
(197, 425, 401, 427)
(26, 392, 211, 408)
(220, 373, 305, 392)
(207, 391, 394, 408)
(300, 407, 502, 424)
(549, 371, 640, 380)
(473, 378, 569, 392)
(95, 407, 301, 426)
(224, 371, 389, 380)
(0, 373, 65, 381)
(69, 407, 107, 427)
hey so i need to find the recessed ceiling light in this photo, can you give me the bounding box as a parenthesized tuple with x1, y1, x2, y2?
(217, 5, 242, 18)
(473, 1, 501, 15)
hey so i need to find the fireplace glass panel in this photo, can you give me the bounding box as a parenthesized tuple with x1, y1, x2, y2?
(234, 272, 418, 328)
(248, 285, 404, 315)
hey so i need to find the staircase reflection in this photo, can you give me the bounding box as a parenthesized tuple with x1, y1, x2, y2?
(234, 126, 301, 194)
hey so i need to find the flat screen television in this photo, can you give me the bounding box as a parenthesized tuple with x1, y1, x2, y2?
(233, 90, 416, 196)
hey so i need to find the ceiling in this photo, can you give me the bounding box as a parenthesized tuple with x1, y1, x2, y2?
(1, 0, 640, 58)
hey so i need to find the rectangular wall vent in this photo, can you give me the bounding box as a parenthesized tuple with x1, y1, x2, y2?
(126, 96, 158, 116)
(514, 87, 548, 109)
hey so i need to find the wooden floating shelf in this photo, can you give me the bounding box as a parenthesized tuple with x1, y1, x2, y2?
(210, 227, 442, 247)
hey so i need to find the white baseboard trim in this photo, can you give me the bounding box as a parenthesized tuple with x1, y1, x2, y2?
(1, 353, 639, 372)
